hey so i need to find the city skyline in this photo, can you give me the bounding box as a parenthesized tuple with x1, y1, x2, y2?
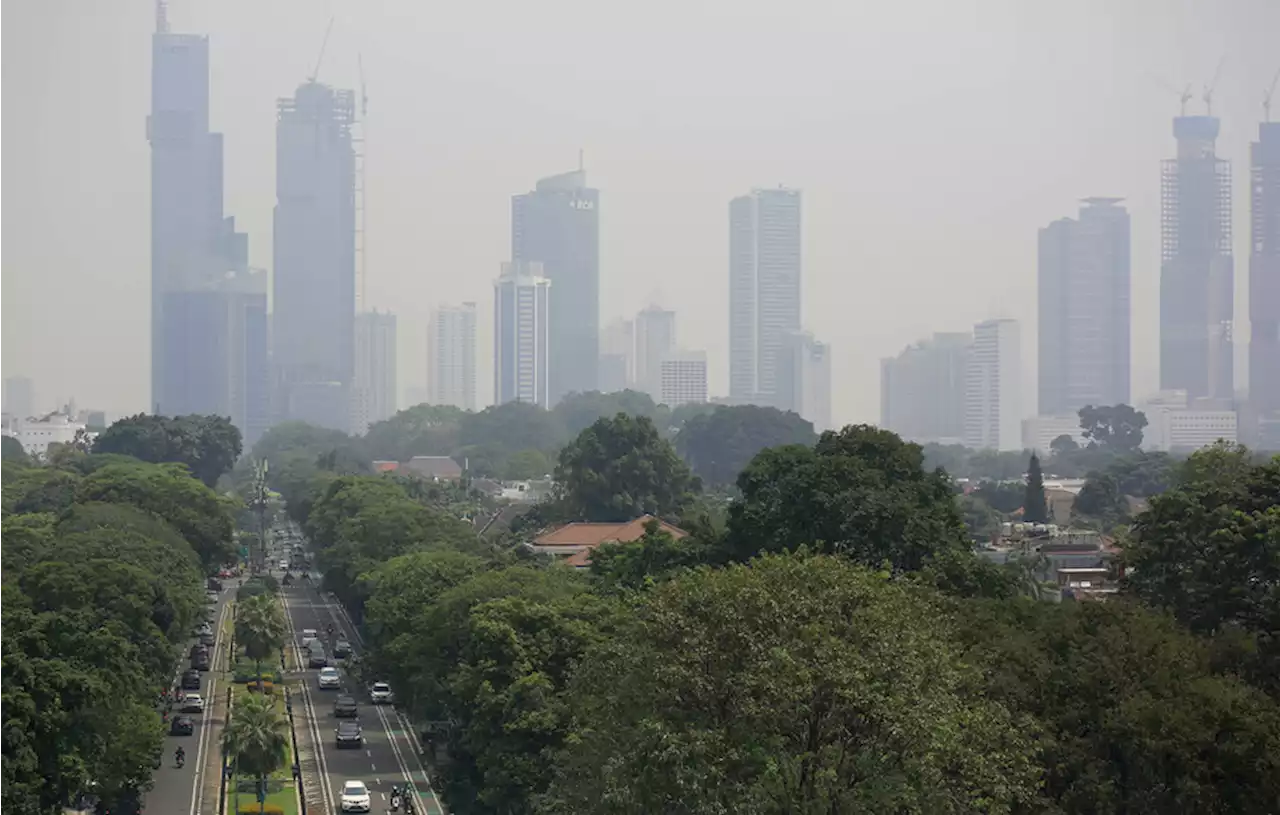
(5, 1, 1279, 430)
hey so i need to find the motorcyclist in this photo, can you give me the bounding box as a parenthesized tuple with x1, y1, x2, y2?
(390, 785, 402, 811)
(175, 746, 185, 766)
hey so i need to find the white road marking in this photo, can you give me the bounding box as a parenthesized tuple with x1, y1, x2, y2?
(188, 596, 230, 815)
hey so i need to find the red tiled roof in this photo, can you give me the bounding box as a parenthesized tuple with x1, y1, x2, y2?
(533, 514, 688, 548)
(373, 461, 400, 473)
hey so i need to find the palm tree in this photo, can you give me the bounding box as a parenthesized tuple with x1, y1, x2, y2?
(223, 693, 290, 814)
(235, 594, 286, 691)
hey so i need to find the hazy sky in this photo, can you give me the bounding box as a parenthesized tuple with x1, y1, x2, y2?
(3, 0, 1278, 424)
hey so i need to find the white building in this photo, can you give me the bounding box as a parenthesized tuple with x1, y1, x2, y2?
(494, 262, 551, 408)
(659, 350, 708, 407)
(1022, 415, 1086, 453)
(429, 303, 478, 411)
(964, 319, 1022, 450)
(6, 412, 87, 457)
(635, 306, 676, 402)
(777, 330, 832, 432)
(352, 310, 398, 434)
(880, 333, 971, 445)
(1140, 390, 1238, 451)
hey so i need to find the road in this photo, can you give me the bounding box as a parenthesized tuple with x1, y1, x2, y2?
(142, 585, 235, 815)
(280, 572, 446, 815)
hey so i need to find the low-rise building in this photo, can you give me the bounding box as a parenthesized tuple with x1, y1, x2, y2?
(1140, 390, 1237, 451)
(528, 515, 688, 568)
(402, 455, 463, 481)
(4, 412, 88, 456)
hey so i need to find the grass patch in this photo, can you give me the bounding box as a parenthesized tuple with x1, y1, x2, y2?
(230, 774, 299, 815)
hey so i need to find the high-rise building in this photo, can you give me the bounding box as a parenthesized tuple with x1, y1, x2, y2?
(598, 318, 634, 394)
(512, 168, 599, 404)
(729, 187, 802, 403)
(1038, 198, 1131, 415)
(429, 303, 478, 411)
(494, 262, 551, 408)
(635, 306, 677, 402)
(776, 331, 832, 432)
(3, 376, 33, 419)
(1249, 122, 1280, 420)
(352, 311, 398, 434)
(880, 333, 972, 445)
(149, 9, 254, 420)
(659, 351, 709, 407)
(1161, 115, 1234, 401)
(273, 81, 357, 432)
(964, 319, 1021, 451)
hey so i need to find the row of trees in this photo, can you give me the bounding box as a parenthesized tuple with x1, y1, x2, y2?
(2, 448, 236, 813)
(272, 407, 1280, 813)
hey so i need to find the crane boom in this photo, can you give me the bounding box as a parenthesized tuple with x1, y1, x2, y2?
(309, 17, 335, 83)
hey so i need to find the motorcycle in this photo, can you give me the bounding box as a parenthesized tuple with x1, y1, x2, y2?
(175, 752, 185, 769)
(390, 793, 402, 812)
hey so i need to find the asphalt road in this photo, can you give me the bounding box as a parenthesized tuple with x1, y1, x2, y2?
(281, 573, 445, 815)
(142, 585, 235, 815)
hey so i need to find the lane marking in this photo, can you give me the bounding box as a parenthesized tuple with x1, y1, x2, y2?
(282, 587, 337, 815)
(189, 595, 230, 815)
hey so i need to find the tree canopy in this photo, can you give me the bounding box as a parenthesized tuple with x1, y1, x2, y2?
(673, 404, 816, 487)
(1078, 403, 1148, 451)
(93, 413, 242, 487)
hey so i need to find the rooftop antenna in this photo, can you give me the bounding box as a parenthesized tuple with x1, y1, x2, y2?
(155, 0, 169, 33)
(1264, 68, 1280, 123)
(1202, 56, 1226, 116)
(308, 17, 334, 83)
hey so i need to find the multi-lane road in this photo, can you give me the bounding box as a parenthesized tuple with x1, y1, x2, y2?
(142, 585, 235, 815)
(281, 572, 446, 815)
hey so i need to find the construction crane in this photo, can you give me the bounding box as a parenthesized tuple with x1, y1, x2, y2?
(1152, 75, 1194, 116)
(358, 53, 368, 119)
(1202, 56, 1226, 116)
(1265, 68, 1280, 123)
(308, 17, 335, 84)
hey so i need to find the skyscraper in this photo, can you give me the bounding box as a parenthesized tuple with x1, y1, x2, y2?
(429, 303, 478, 411)
(1038, 198, 1131, 414)
(1161, 115, 1234, 401)
(1249, 122, 1280, 424)
(149, 9, 253, 421)
(512, 168, 599, 404)
(660, 351, 709, 407)
(598, 318, 634, 394)
(776, 331, 832, 432)
(3, 376, 33, 419)
(494, 262, 552, 408)
(352, 311, 398, 434)
(729, 187, 802, 403)
(880, 333, 972, 445)
(635, 306, 677, 402)
(964, 319, 1021, 451)
(273, 81, 357, 432)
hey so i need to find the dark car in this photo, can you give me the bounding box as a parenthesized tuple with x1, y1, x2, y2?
(333, 695, 358, 718)
(335, 721, 363, 748)
(333, 640, 352, 659)
(199, 631, 216, 647)
(190, 644, 208, 659)
(191, 653, 211, 672)
(207, 577, 223, 591)
(170, 715, 195, 736)
(181, 670, 202, 690)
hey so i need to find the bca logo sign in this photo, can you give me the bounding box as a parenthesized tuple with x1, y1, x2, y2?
(569, 198, 595, 211)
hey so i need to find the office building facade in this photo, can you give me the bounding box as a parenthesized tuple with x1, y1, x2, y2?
(352, 311, 398, 434)
(659, 351, 709, 407)
(1038, 198, 1130, 415)
(964, 319, 1022, 451)
(880, 333, 972, 445)
(273, 81, 357, 432)
(1161, 115, 1234, 401)
(1250, 122, 1280, 420)
(429, 303, 478, 411)
(598, 318, 634, 394)
(494, 262, 551, 408)
(635, 306, 677, 402)
(776, 330, 832, 432)
(512, 169, 599, 404)
(729, 187, 802, 403)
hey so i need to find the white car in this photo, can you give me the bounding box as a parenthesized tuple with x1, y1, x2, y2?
(300, 629, 318, 650)
(340, 780, 371, 813)
(369, 682, 394, 705)
(318, 667, 341, 689)
(179, 694, 205, 713)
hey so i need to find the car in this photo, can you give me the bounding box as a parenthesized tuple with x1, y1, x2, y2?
(191, 653, 211, 672)
(197, 621, 214, 635)
(308, 647, 329, 669)
(340, 780, 371, 813)
(180, 694, 205, 713)
(318, 667, 341, 690)
(170, 715, 195, 736)
(335, 721, 363, 748)
(207, 578, 223, 591)
(280, 559, 289, 570)
(333, 639, 352, 659)
(369, 682, 394, 705)
(334, 695, 358, 718)
(199, 631, 216, 647)
(300, 629, 318, 647)
(181, 670, 202, 690)
(190, 644, 208, 659)
(206, 592, 218, 604)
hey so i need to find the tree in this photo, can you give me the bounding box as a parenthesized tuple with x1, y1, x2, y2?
(2, 435, 30, 464)
(588, 517, 712, 591)
(364, 404, 466, 461)
(540, 553, 1042, 814)
(552, 390, 661, 438)
(1023, 453, 1049, 523)
(93, 414, 242, 487)
(1049, 434, 1078, 457)
(222, 693, 290, 813)
(971, 480, 1024, 514)
(1072, 472, 1128, 527)
(725, 425, 971, 573)
(673, 404, 817, 487)
(504, 448, 553, 480)
(553, 413, 700, 523)
(1078, 403, 1147, 451)
(235, 594, 287, 691)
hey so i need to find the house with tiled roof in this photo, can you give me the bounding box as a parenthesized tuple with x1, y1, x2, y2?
(402, 455, 463, 481)
(528, 515, 688, 568)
